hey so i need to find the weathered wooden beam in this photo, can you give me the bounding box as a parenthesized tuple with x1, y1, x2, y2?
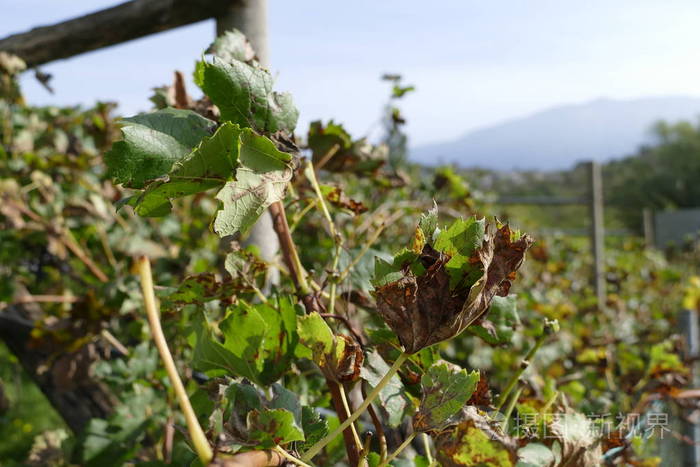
(0, 0, 239, 67)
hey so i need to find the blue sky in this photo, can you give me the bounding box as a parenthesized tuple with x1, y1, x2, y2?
(3, 0, 700, 146)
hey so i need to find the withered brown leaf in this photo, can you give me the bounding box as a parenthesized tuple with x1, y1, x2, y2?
(374, 222, 533, 353)
(434, 406, 517, 466)
(325, 186, 368, 215)
(332, 334, 364, 383)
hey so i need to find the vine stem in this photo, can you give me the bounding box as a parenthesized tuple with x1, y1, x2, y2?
(338, 383, 363, 448)
(362, 383, 388, 462)
(269, 197, 359, 462)
(304, 161, 337, 240)
(273, 446, 314, 467)
(421, 433, 433, 465)
(136, 256, 213, 465)
(289, 199, 317, 234)
(500, 387, 523, 432)
(269, 201, 312, 296)
(328, 242, 342, 315)
(305, 161, 343, 315)
(378, 432, 416, 467)
(494, 333, 546, 411)
(302, 352, 409, 462)
(327, 380, 362, 465)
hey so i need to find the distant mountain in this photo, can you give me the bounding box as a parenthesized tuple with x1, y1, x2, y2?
(410, 96, 700, 170)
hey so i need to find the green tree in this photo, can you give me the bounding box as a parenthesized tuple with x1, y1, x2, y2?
(605, 119, 700, 230)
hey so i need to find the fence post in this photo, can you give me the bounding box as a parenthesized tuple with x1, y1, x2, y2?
(587, 161, 605, 309)
(643, 208, 655, 248)
(681, 308, 700, 466)
(215, 0, 279, 288)
(215, 0, 269, 66)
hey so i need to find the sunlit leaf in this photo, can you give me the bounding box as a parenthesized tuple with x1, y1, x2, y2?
(197, 57, 298, 133)
(413, 362, 479, 432)
(105, 108, 216, 188)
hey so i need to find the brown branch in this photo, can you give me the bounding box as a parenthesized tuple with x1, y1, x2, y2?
(328, 381, 361, 466)
(268, 201, 319, 312)
(363, 383, 388, 461)
(268, 200, 359, 463)
(268, 202, 302, 288)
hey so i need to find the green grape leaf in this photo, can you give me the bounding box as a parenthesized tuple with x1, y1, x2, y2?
(434, 217, 485, 258)
(113, 121, 292, 234)
(435, 419, 515, 467)
(371, 248, 421, 288)
(229, 382, 265, 412)
(247, 408, 304, 448)
(297, 312, 363, 381)
(371, 257, 405, 288)
(192, 299, 298, 386)
(257, 297, 302, 385)
(360, 351, 408, 427)
(207, 29, 257, 64)
(270, 384, 302, 428)
(413, 362, 480, 432)
(192, 304, 267, 381)
(297, 312, 335, 363)
(434, 216, 486, 289)
(469, 295, 520, 345)
(105, 108, 216, 188)
(307, 120, 387, 173)
(197, 57, 298, 133)
(300, 406, 329, 452)
(213, 130, 293, 236)
(308, 120, 352, 159)
(125, 122, 240, 216)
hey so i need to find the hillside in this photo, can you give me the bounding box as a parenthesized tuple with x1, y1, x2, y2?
(410, 96, 700, 170)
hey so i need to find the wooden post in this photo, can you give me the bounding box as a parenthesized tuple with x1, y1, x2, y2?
(643, 208, 655, 248)
(215, 0, 279, 288)
(681, 308, 700, 466)
(587, 161, 606, 309)
(215, 0, 269, 66)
